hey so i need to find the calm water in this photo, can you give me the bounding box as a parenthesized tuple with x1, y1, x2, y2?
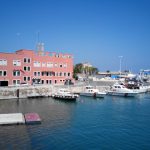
(0, 94, 150, 150)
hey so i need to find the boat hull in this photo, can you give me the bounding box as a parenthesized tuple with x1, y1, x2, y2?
(80, 92, 105, 98)
(133, 87, 148, 93)
(51, 93, 78, 101)
(52, 95, 77, 101)
(107, 91, 137, 97)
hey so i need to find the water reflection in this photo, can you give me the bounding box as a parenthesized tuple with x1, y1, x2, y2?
(0, 97, 77, 149)
(0, 94, 150, 149)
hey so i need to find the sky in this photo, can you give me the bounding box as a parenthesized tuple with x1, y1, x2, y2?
(0, 0, 150, 73)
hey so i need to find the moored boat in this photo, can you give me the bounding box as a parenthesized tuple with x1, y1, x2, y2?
(80, 85, 106, 98)
(107, 83, 139, 97)
(125, 80, 149, 93)
(51, 88, 79, 101)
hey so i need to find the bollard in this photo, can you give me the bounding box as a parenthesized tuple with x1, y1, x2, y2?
(17, 89, 19, 99)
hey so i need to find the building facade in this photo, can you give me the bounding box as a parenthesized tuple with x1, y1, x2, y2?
(0, 48, 73, 86)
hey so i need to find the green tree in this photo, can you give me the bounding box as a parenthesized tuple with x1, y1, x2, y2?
(73, 63, 99, 79)
(73, 63, 83, 79)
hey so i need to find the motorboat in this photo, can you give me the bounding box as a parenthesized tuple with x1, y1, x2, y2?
(80, 85, 106, 98)
(107, 83, 139, 97)
(51, 88, 79, 101)
(132, 85, 148, 93)
(125, 80, 148, 93)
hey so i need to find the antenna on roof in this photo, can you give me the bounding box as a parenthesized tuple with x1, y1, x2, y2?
(35, 31, 45, 56)
(37, 43, 44, 56)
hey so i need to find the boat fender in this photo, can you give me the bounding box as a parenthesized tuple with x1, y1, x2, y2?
(125, 93, 128, 97)
(93, 92, 96, 98)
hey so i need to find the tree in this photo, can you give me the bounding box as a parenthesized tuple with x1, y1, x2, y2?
(73, 63, 99, 79)
(73, 63, 83, 79)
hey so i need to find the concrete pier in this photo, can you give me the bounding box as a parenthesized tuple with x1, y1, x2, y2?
(0, 81, 150, 100)
(0, 113, 25, 125)
(24, 113, 41, 124)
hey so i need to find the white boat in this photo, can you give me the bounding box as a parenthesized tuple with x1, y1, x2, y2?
(133, 85, 148, 93)
(107, 83, 139, 97)
(80, 85, 106, 98)
(126, 80, 148, 93)
(52, 88, 79, 101)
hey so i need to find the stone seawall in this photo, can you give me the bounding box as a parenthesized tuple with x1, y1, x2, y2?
(0, 83, 111, 100)
(0, 85, 53, 100)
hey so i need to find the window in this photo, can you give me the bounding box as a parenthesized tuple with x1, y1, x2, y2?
(60, 64, 63, 68)
(46, 80, 48, 84)
(13, 71, 20, 76)
(4, 71, 6, 76)
(13, 80, 20, 85)
(13, 60, 21, 66)
(34, 72, 40, 76)
(24, 77, 26, 81)
(49, 72, 53, 76)
(34, 61, 41, 67)
(64, 63, 67, 68)
(62, 55, 67, 58)
(42, 80, 44, 84)
(24, 58, 27, 63)
(24, 66, 30, 71)
(38, 72, 40, 76)
(54, 63, 58, 67)
(47, 62, 53, 68)
(0, 70, 7, 76)
(24, 76, 30, 81)
(42, 62, 46, 67)
(24, 58, 31, 63)
(55, 54, 59, 57)
(68, 73, 70, 76)
(0, 59, 7, 66)
(28, 58, 30, 63)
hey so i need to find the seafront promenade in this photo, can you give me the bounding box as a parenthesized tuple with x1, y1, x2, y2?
(0, 81, 114, 100)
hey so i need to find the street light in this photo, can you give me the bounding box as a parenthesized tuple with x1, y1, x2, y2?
(119, 56, 123, 75)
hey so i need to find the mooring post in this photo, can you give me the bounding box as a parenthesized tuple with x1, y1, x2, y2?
(17, 89, 20, 100)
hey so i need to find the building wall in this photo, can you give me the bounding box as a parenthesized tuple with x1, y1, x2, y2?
(0, 49, 73, 85)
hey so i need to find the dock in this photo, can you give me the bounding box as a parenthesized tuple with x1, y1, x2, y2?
(24, 113, 41, 124)
(0, 113, 25, 125)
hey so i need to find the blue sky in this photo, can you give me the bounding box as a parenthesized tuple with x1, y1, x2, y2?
(0, 0, 150, 72)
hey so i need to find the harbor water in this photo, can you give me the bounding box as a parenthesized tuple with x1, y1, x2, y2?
(0, 94, 150, 149)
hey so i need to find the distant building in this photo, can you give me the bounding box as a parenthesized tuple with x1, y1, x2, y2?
(82, 62, 92, 68)
(0, 46, 73, 86)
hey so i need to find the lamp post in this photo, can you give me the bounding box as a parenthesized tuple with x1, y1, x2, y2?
(119, 56, 123, 75)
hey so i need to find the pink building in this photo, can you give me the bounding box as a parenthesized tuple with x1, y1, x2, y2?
(0, 46, 73, 86)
